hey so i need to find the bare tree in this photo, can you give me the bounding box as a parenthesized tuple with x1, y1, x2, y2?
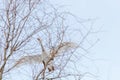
(0, 0, 98, 80)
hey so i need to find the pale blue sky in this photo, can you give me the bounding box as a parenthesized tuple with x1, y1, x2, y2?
(51, 0, 120, 80)
(3, 0, 120, 80)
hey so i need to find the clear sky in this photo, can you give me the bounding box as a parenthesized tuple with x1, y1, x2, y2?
(3, 0, 120, 80)
(51, 0, 120, 80)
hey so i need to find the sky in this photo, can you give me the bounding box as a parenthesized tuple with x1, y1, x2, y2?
(2, 0, 120, 80)
(51, 0, 120, 80)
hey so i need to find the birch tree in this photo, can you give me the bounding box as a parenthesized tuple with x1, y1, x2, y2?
(0, 0, 98, 80)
